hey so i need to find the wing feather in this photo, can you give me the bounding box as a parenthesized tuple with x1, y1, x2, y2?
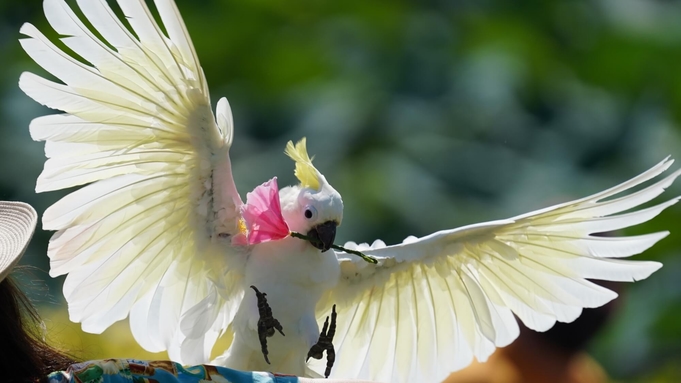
(388, 277, 405, 378)
(21, 0, 244, 363)
(154, 0, 207, 95)
(415, 266, 438, 377)
(115, 0, 180, 78)
(318, 159, 678, 382)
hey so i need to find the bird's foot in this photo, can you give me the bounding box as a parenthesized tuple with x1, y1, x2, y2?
(307, 304, 337, 378)
(250, 285, 285, 365)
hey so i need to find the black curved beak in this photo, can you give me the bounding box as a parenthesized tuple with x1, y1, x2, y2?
(307, 221, 337, 252)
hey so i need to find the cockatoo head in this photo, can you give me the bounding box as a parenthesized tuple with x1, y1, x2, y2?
(281, 139, 343, 252)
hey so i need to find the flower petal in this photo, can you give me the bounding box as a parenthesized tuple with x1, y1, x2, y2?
(241, 177, 290, 244)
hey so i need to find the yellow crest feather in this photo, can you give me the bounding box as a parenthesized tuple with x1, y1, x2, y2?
(285, 138, 320, 190)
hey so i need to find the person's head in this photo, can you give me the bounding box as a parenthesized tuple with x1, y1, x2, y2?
(0, 201, 74, 382)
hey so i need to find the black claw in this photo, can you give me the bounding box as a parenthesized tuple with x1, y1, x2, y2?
(251, 285, 285, 365)
(307, 304, 337, 378)
(307, 316, 328, 361)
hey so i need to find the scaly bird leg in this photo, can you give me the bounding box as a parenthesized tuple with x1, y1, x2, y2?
(250, 285, 285, 364)
(307, 304, 337, 378)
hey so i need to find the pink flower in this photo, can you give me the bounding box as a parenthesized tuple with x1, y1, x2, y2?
(240, 177, 290, 245)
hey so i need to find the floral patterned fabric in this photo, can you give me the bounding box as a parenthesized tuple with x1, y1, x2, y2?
(47, 359, 302, 383)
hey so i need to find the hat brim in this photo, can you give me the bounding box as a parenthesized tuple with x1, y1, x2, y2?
(0, 201, 38, 282)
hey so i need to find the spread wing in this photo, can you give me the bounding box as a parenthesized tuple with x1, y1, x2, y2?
(20, 0, 245, 363)
(314, 158, 679, 383)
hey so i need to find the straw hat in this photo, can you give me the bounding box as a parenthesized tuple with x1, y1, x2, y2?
(0, 201, 37, 282)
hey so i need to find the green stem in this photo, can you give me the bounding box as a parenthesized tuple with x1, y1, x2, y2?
(290, 232, 378, 264)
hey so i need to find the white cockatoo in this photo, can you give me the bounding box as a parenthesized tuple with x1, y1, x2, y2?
(19, 0, 680, 382)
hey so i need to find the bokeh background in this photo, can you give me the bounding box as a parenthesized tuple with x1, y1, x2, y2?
(1, 0, 681, 381)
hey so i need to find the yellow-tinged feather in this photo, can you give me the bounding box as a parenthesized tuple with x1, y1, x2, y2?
(21, 0, 245, 365)
(284, 138, 320, 190)
(237, 218, 247, 236)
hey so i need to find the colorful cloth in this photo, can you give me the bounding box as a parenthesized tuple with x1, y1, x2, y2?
(47, 359, 302, 383)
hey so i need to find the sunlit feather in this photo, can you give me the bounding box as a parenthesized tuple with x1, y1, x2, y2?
(285, 138, 321, 190)
(20, 0, 244, 364)
(319, 158, 678, 383)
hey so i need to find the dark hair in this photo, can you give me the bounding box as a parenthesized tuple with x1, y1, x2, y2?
(0, 275, 76, 383)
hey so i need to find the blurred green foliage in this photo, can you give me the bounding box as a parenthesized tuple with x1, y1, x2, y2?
(2, 0, 681, 381)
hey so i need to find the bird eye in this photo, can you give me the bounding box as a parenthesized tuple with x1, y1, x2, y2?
(304, 206, 317, 220)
